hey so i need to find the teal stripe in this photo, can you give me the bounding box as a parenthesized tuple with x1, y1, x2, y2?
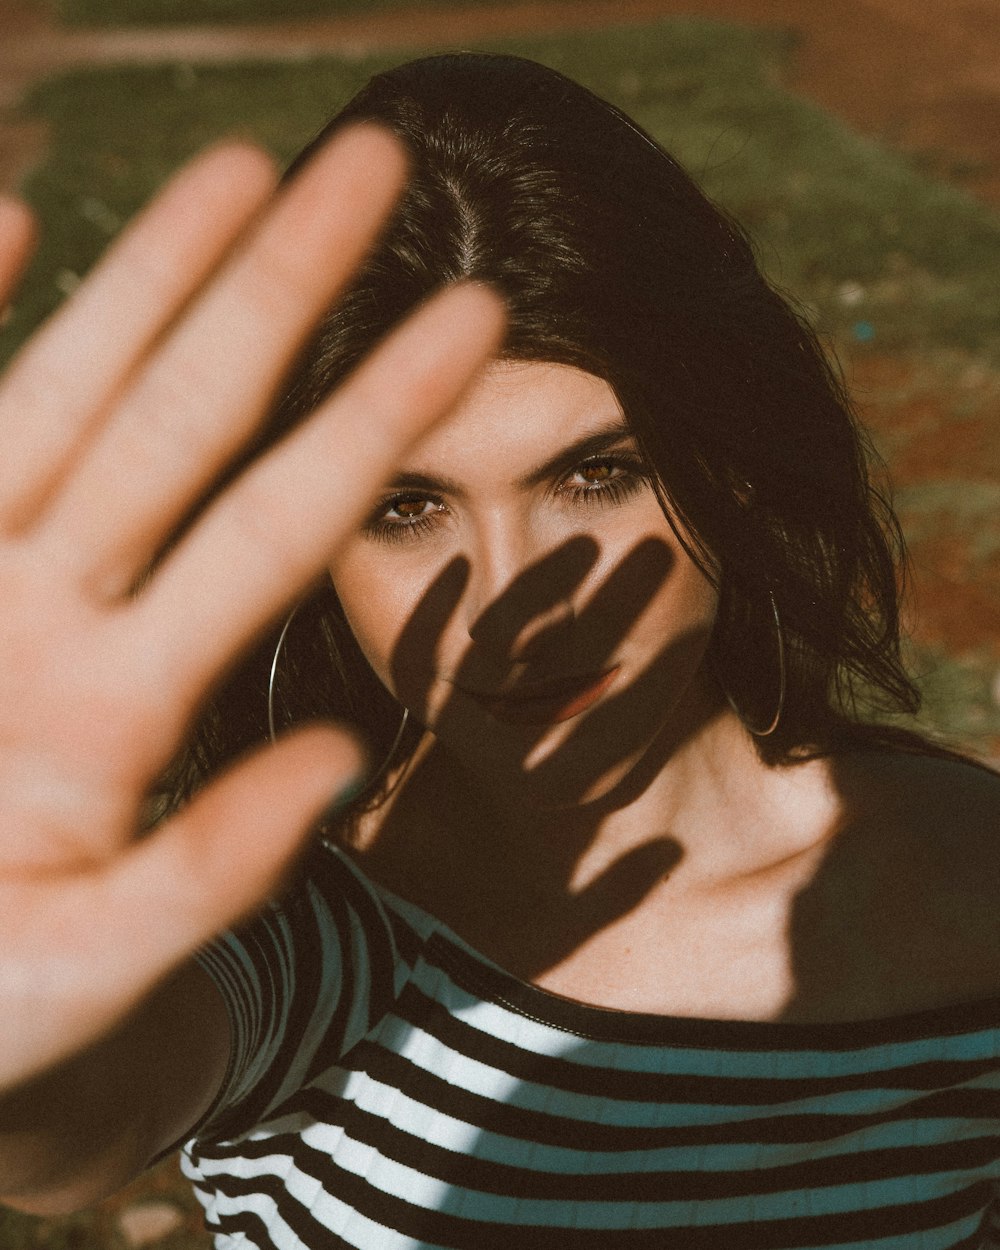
(364, 1163, 983, 1228)
(419, 961, 1000, 1078)
(328, 1092, 996, 1175)
(375, 1016, 1000, 1126)
(791, 1205, 988, 1250)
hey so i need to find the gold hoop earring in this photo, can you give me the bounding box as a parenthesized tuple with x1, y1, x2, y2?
(722, 591, 786, 738)
(267, 603, 410, 791)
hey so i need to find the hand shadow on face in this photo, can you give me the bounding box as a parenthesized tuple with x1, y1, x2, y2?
(350, 532, 722, 983)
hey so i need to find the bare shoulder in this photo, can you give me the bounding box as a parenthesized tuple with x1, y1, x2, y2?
(863, 748, 1000, 851)
(831, 738, 994, 823)
(825, 747, 1000, 1006)
(846, 748, 1000, 886)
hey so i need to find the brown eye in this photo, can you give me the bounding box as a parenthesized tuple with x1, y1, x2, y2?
(391, 496, 432, 519)
(557, 454, 648, 510)
(579, 462, 615, 483)
(567, 459, 624, 490)
(362, 491, 447, 545)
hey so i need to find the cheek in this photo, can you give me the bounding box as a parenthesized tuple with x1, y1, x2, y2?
(329, 545, 463, 704)
(329, 548, 416, 695)
(668, 555, 719, 632)
(608, 504, 719, 644)
(615, 560, 718, 707)
(645, 547, 719, 671)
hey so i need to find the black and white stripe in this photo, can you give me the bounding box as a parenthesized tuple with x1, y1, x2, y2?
(184, 841, 1000, 1249)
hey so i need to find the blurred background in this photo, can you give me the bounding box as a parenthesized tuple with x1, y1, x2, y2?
(1, 0, 998, 1245)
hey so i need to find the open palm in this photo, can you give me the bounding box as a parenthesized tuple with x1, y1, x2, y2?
(0, 126, 503, 1091)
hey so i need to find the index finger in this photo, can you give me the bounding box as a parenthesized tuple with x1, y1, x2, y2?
(131, 280, 507, 721)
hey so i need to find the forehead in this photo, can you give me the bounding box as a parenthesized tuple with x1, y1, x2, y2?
(403, 360, 627, 471)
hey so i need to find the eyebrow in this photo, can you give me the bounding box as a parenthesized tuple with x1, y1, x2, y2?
(384, 420, 637, 497)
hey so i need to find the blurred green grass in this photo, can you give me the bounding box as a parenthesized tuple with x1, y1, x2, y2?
(3, 15, 999, 749)
(48, 0, 515, 27)
(3, 19, 999, 759)
(7, 21, 1000, 368)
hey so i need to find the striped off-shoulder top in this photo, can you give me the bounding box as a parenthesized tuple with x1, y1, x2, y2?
(182, 839, 1000, 1249)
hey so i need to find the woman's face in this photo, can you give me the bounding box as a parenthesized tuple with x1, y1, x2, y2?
(330, 361, 721, 807)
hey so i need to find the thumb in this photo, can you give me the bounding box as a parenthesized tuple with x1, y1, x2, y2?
(0, 727, 364, 1090)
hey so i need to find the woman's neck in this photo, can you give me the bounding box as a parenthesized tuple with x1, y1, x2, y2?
(356, 698, 844, 906)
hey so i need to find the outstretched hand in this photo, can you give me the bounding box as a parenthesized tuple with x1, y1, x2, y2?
(0, 126, 504, 1090)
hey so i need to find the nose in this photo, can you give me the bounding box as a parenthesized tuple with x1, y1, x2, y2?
(464, 532, 599, 663)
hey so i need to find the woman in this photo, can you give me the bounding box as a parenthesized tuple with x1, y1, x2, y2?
(1, 51, 998, 1249)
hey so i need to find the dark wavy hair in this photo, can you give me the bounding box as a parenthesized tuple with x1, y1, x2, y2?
(169, 51, 936, 815)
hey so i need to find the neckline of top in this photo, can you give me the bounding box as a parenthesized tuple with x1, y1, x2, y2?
(327, 840, 1000, 1050)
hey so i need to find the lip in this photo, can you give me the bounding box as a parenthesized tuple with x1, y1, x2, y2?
(464, 666, 621, 726)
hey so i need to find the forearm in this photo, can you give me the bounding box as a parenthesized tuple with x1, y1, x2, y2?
(0, 961, 229, 1215)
